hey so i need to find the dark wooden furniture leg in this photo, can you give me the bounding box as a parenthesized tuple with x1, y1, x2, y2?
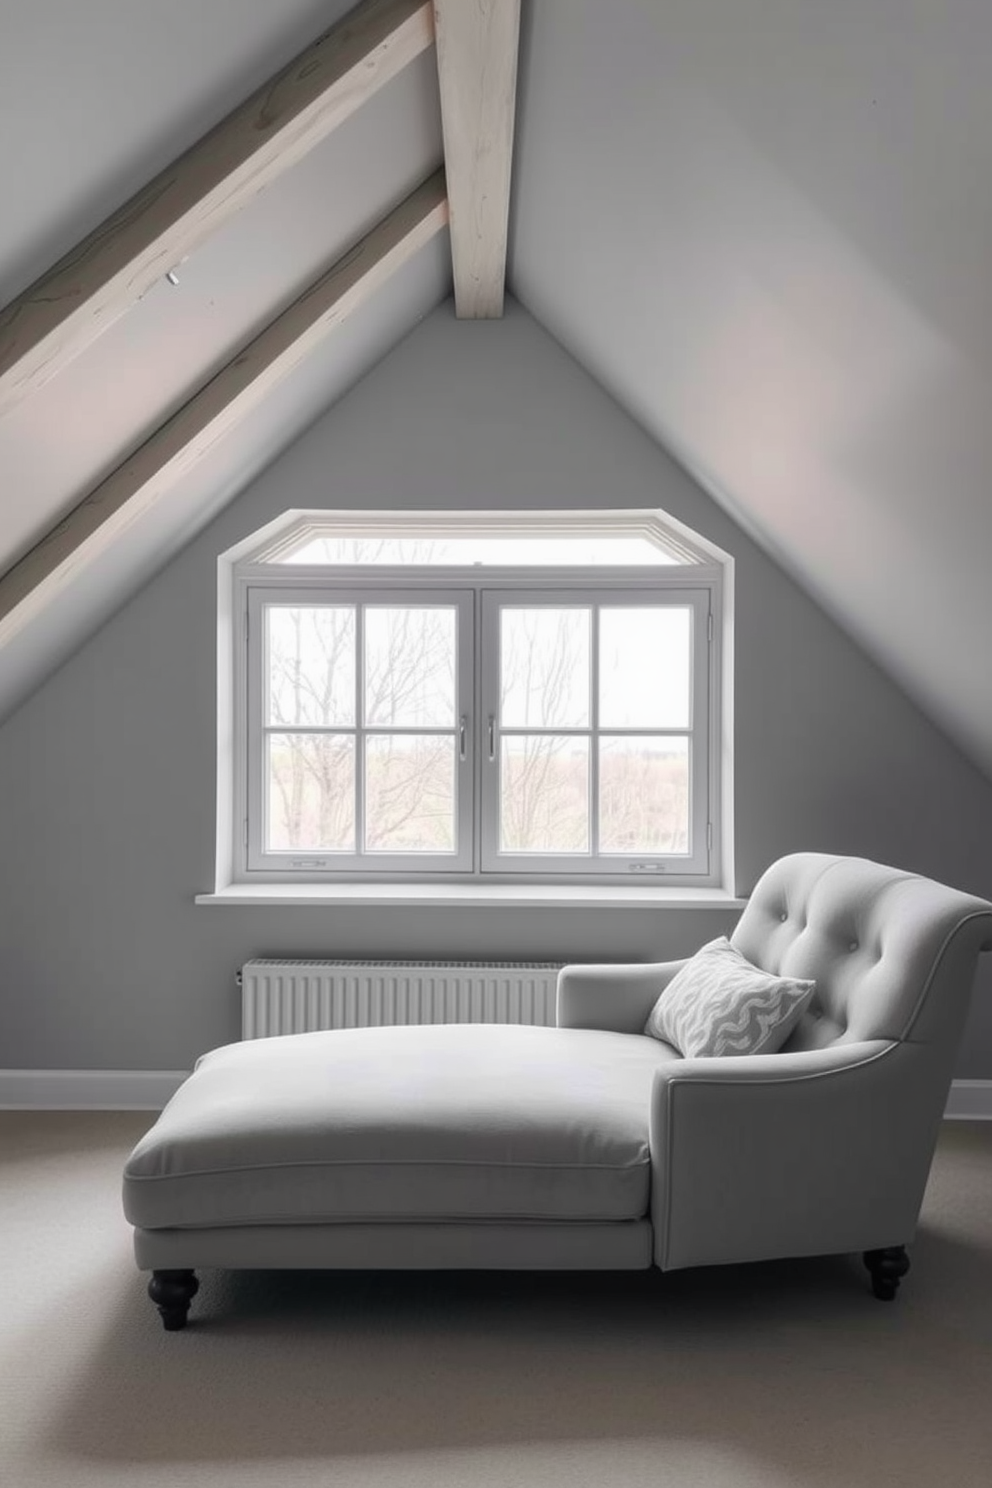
(148, 1269, 199, 1330)
(863, 1246, 910, 1300)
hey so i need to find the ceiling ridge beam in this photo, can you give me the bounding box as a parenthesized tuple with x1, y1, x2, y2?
(433, 0, 520, 317)
(0, 0, 435, 417)
(0, 170, 448, 646)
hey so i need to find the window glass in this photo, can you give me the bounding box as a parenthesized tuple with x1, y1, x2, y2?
(266, 733, 355, 852)
(598, 736, 689, 853)
(267, 606, 355, 727)
(279, 534, 684, 566)
(599, 607, 690, 729)
(500, 607, 590, 728)
(364, 607, 456, 728)
(365, 735, 456, 852)
(500, 736, 590, 853)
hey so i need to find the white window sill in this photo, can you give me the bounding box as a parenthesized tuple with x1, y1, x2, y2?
(196, 883, 746, 909)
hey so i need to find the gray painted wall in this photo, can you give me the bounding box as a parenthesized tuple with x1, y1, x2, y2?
(3, 301, 991, 1075)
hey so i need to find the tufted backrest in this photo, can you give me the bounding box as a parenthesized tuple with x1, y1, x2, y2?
(731, 853, 992, 1053)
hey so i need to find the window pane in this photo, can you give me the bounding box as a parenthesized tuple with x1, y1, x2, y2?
(500, 608, 590, 728)
(365, 608, 456, 727)
(267, 734, 355, 851)
(500, 736, 590, 853)
(267, 606, 355, 727)
(365, 735, 455, 852)
(599, 607, 690, 729)
(599, 736, 689, 853)
(282, 533, 685, 565)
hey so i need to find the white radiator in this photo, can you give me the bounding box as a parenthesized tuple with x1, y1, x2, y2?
(239, 959, 564, 1039)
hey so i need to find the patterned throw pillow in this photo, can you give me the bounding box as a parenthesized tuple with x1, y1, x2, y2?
(643, 937, 816, 1058)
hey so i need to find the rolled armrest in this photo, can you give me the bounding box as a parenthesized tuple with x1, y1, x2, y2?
(650, 1038, 950, 1271)
(556, 960, 687, 1033)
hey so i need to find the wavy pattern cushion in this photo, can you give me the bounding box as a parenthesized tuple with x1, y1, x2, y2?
(644, 937, 816, 1057)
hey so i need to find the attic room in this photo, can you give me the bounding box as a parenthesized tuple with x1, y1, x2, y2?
(2, 1, 992, 1484)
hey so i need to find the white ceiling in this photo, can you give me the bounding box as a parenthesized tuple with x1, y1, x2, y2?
(0, 0, 450, 717)
(2, 0, 992, 783)
(0, 47, 442, 570)
(510, 0, 992, 778)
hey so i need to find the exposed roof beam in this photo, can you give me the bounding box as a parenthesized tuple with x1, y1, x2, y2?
(0, 171, 448, 647)
(0, 0, 434, 418)
(433, 0, 521, 317)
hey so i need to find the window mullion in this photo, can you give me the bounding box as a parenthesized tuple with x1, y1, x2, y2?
(590, 603, 600, 858)
(355, 603, 366, 858)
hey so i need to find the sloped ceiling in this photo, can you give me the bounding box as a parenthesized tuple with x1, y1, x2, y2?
(510, 0, 992, 780)
(0, 0, 451, 719)
(2, 0, 992, 789)
(0, 0, 351, 308)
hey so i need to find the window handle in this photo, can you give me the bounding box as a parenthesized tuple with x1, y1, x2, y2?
(487, 715, 496, 761)
(459, 715, 468, 761)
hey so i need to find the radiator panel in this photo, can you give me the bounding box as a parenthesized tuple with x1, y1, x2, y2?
(240, 959, 564, 1039)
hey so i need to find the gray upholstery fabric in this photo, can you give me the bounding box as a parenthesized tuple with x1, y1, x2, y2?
(642, 936, 815, 1056)
(133, 1219, 654, 1271)
(123, 853, 992, 1285)
(650, 1037, 919, 1268)
(124, 1024, 680, 1231)
(731, 853, 992, 1051)
(556, 854, 992, 1272)
(558, 960, 687, 1034)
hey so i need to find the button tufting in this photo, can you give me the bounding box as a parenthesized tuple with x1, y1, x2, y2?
(780, 912, 788, 922)
(849, 940, 859, 952)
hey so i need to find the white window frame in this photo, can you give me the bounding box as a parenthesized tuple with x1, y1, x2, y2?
(234, 562, 723, 888)
(479, 585, 713, 878)
(244, 581, 475, 875)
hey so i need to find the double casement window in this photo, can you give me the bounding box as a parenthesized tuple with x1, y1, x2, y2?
(233, 514, 724, 885)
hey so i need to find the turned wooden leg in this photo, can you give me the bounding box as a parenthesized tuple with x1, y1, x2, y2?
(148, 1269, 199, 1330)
(863, 1246, 910, 1301)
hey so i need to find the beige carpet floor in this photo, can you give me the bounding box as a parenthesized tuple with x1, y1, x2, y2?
(1, 1111, 991, 1488)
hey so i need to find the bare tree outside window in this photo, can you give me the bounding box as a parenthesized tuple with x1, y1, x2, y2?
(282, 533, 679, 566)
(366, 735, 455, 851)
(265, 600, 458, 854)
(599, 736, 689, 853)
(364, 605, 456, 852)
(266, 606, 355, 850)
(499, 608, 590, 851)
(497, 604, 692, 856)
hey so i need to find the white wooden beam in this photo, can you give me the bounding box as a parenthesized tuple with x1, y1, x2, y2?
(0, 0, 434, 417)
(433, 0, 521, 317)
(0, 171, 448, 645)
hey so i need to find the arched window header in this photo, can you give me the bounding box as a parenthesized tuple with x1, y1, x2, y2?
(244, 509, 711, 568)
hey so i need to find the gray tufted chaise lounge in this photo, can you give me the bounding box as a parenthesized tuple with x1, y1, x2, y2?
(123, 853, 992, 1329)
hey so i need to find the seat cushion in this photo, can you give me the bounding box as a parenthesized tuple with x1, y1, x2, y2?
(123, 1024, 680, 1230)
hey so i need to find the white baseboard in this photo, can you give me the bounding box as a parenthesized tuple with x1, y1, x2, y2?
(1, 1069, 991, 1117)
(0, 1069, 189, 1110)
(943, 1080, 992, 1120)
